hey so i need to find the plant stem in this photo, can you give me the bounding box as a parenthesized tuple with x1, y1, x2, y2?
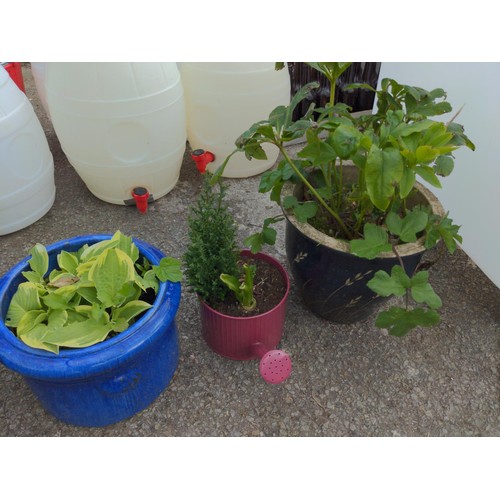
(329, 79, 336, 116)
(392, 244, 409, 311)
(337, 159, 343, 210)
(279, 145, 353, 240)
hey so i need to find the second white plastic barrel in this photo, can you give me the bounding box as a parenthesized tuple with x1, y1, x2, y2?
(45, 63, 187, 205)
(180, 62, 291, 178)
(0, 65, 55, 235)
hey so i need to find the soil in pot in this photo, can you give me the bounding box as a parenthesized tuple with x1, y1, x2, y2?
(209, 255, 286, 317)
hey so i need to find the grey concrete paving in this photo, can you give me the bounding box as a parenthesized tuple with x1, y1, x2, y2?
(0, 64, 498, 436)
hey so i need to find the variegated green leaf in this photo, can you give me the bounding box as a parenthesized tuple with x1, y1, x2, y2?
(41, 318, 114, 348)
(57, 250, 79, 274)
(18, 324, 59, 354)
(88, 248, 136, 307)
(22, 244, 49, 283)
(42, 285, 79, 310)
(17, 310, 47, 335)
(79, 239, 119, 263)
(112, 300, 152, 325)
(136, 269, 159, 294)
(5, 282, 43, 327)
(48, 309, 68, 328)
(111, 230, 140, 263)
(365, 145, 404, 211)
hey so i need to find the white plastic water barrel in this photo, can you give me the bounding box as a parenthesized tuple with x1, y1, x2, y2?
(0, 65, 55, 235)
(30, 62, 50, 118)
(180, 62, 291, 178)
(45, 62, 186, 205)
(377, 62, 500, 289)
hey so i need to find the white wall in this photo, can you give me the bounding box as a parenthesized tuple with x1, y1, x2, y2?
(377, 63, 500, 288)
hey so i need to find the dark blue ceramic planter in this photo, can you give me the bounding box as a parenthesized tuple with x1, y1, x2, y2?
(0, 234, 181, 427)
(282, 180, 444, 323)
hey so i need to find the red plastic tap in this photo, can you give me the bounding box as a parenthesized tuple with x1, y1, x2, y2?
(131, 187, 150, 214)
(191, 149, 215, 174)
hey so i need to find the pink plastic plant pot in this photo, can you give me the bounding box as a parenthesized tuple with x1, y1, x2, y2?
(199, 250, 292, 384)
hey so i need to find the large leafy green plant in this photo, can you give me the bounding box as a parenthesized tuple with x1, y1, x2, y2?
(213, 62, 475, 336)
(5, 231, 182, 353)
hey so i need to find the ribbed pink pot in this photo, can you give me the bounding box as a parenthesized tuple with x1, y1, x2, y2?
(199, 251, 290, 361)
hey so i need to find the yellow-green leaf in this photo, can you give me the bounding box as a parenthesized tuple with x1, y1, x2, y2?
(365, 145, 404, 211)
(5, 282, 42, 327)
(18, 324, 59, 354)
(88, 248, 136, 307)
(41, 318, 113, 348)
(112, 300, 152, 324)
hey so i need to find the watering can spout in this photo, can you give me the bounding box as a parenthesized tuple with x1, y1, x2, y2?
(191, 149, 215, 174)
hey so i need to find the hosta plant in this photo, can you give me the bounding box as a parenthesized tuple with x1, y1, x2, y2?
(214, 62, 475, 336)
(5, 231, 182, 353)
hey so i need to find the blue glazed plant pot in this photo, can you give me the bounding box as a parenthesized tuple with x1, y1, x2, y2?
(282, 179, 445, 323)
(0, 234, 181, 427)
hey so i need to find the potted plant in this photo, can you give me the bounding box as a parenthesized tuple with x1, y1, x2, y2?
(184, 173, 292, 384)
(0, 230, 182, 427)
(214, 62, 475, 337)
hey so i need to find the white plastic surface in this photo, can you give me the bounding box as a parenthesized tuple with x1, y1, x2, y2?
(377, 62, 500, 288)
(0, 65, 55, 235)
(30, 62, 50, 118)
(45, 63, 187, 205)
(180, 62, 291, 177)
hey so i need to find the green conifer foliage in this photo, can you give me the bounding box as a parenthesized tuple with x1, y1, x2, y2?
(184, 175, 239, 306)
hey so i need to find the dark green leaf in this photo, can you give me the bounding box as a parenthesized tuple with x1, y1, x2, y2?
(386, 210, 429, 243)
(269, 181, 284, 203)
(262, 227, 277, 246)
(414, 165, 442, 188)
(285, 82, 320, 126)
(283, 195, 298, 209)
(298, 131, 337, 165)
(331, 124, 361, 159)
(410, 271, 442, 309)
(434, 155, 454, 177)
(395, 119, 435, 138)
(255, 124, 276, 141)
(244, 142, 268, 161)
(375, 307, 441, 336)
(399, 167, 417, 199)
(243, 216, 282, 254)
(293, 202, 318, 223)
(268, 105, 288, 131)
(366, 266, 410, 297)
(350, 223, 392, 259)
(344, 82, 376, 92)
(153, 257, 183, 283)
(425, 214, 462, 253)
(244, 233, 264, 254)
(259, 168, 283, 193)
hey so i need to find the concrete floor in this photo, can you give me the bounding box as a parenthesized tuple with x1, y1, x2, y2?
(0, 64, 498, 437)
